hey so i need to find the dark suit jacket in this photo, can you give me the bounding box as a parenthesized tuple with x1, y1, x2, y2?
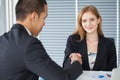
(63, 34, 117, 71)
(0, 24, 82, 80)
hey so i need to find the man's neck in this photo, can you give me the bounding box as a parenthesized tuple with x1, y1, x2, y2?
(16, 21, 32, 35)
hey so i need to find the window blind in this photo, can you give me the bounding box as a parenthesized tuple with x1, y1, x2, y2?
(39, 0, 119, 67)
(39, 0, 76, 66)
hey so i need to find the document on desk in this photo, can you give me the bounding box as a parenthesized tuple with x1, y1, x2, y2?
(77, 71, 111, 80)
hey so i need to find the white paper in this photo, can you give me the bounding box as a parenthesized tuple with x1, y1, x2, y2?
(77, 71, 111, 80)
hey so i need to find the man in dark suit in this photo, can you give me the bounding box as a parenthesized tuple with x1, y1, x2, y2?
(0, 0, 82, 80)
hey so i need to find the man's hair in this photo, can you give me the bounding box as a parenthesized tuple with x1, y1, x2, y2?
(15, 0, 47, 21)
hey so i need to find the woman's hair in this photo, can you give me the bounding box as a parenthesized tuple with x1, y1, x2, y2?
(73, 5, 104, 40)
(15, 0, 47, 21)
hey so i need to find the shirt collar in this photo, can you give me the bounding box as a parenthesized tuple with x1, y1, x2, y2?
(24, 26, 38, 38)
(24, 27, 32, 36)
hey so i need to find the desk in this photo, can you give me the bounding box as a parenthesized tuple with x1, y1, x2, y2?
(77, 71, 111, 80)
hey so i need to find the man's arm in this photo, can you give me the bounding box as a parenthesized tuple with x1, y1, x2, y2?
(24, 38, 82, 80)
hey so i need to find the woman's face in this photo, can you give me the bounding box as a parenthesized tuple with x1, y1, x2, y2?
(81, 12, 100, 34)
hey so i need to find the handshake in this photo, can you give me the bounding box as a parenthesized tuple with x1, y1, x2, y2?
(69, 53, 82, 64)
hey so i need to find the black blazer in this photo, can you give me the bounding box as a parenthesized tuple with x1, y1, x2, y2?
(63, 34, 117, 71)
(0, 24, 82, 80)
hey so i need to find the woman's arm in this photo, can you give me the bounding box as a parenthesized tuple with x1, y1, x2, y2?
(107, 38, 117, 71)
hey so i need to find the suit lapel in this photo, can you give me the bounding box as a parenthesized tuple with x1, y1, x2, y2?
(77, 38, 90, 70)
(93, 36, 106, 70)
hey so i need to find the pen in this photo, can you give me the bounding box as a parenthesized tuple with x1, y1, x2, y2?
(98, 75, 105, 78)
(106, 74, 111, 78)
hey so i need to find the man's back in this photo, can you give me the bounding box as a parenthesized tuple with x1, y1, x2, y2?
(0, 24, 39, 80)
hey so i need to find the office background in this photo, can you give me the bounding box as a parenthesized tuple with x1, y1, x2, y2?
(0, 0, 119, 67)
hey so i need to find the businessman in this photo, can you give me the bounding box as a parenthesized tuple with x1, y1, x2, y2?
(0, 0, 82, 80)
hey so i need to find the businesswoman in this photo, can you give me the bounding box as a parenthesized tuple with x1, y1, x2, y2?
(63, 5, 117, 71)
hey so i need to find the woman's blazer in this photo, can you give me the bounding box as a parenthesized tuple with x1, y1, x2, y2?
(63, 34, 117, 71)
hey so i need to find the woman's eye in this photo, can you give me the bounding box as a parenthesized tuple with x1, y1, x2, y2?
(82, 20, 86, 22)
(90, 18, 95, 21)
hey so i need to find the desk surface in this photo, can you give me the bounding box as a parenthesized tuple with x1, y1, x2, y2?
(77, 71, 111, 80)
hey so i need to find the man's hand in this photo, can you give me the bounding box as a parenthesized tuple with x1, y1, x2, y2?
(69, 53, 82, 64)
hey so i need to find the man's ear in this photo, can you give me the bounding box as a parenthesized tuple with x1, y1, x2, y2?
(30, 12, 38, 22)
